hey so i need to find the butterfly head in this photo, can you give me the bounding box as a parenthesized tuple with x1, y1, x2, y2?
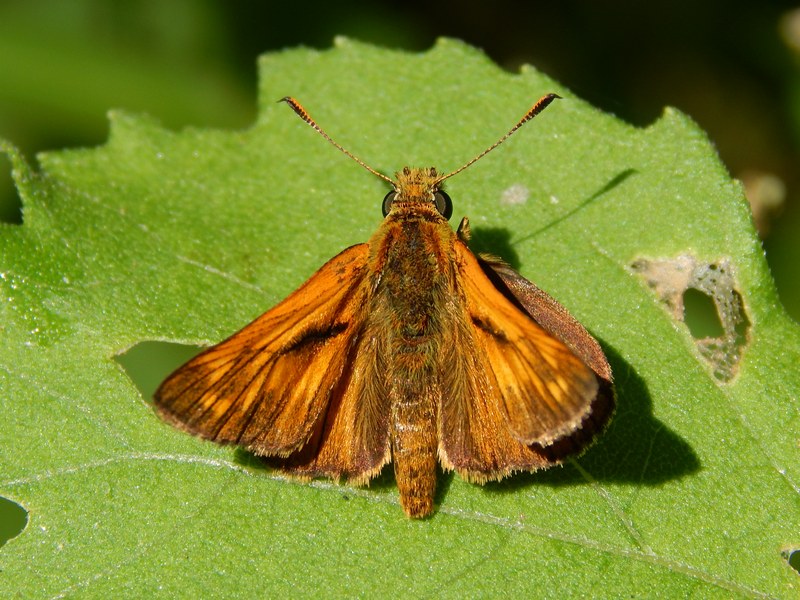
(382, 167, 453, 220)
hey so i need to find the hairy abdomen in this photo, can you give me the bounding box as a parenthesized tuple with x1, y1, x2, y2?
(390, 357, 438, 517)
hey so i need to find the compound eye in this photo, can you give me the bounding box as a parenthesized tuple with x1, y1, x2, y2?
(433, 190, 453, 220)
(382, 191, 397, 217)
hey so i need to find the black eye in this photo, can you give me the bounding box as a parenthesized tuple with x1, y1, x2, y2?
(434, 190, 453, 220)
(382, 191, 396, 217)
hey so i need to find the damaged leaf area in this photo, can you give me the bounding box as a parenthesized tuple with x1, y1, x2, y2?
(630, 255, 750, 382)
(1, 38, 799, 598)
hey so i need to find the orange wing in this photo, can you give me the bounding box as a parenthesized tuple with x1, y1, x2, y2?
(438, 240, 612, 482)
(154, 243, 392, 480)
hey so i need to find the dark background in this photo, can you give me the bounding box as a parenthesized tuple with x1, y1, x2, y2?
(1, 0, 798, 319)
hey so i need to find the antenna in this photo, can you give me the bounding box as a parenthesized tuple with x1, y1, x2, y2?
(435, 93, 560, 184)
(281, 93, 560, 187)
(280, 97, 395, 186)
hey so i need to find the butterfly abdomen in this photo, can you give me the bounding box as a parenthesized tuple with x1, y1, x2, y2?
(390, 374, 438, 518)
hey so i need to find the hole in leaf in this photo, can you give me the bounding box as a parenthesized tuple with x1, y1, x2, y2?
(782, 548, 800, 575)
(0, 496, 28, 547)
(683, 288, 725, 338)
(115, 341, 203, 400)
(630, 254, 750, 382)
(0, 152, 23, 225)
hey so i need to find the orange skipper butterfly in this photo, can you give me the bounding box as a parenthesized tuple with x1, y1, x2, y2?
(154, 95, 614, 518)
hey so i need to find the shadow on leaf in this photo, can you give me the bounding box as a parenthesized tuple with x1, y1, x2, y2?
(485, 344, 699, 496)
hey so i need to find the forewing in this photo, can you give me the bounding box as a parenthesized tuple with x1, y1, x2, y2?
(438, 241, 611, 480)
(154, 244, 373, 459)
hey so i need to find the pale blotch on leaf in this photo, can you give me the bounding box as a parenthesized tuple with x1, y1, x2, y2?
(499, 183, 529, 206)
(630, 254, 750, 382)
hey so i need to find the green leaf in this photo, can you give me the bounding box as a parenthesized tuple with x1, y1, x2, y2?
(1, 37, 798, 598)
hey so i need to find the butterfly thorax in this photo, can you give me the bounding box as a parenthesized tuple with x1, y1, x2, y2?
(371, 184, 453, 344)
